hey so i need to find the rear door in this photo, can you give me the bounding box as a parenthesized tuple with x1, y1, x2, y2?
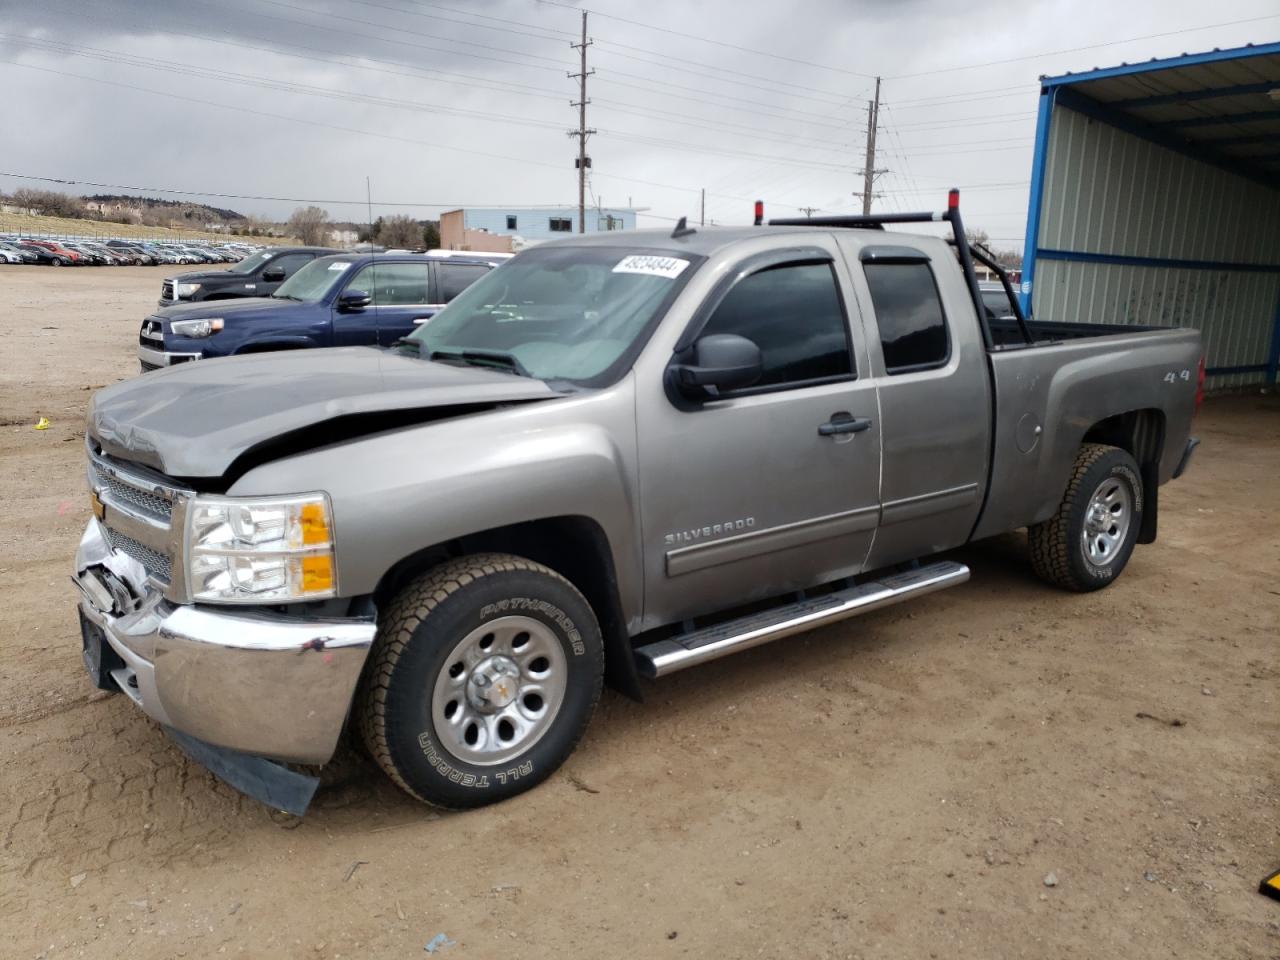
(636, 242, 883, 625)
(430, 261, 493, 314)
(844, 240, 991, 568)
(333, 260, 434, 346)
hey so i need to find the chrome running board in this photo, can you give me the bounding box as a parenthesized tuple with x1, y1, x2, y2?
(634, 560, 969, 679)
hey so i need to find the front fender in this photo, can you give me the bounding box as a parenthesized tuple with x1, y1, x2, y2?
(228, 381, 644, 629)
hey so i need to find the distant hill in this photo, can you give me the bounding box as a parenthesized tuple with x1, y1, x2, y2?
(84, 194, 246, 223)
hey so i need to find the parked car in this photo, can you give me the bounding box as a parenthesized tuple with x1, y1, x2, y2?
(105, 241, 155, 265)
(156, 245, 341, 308)
(74, 192, 1202, 814)
(0, 241, 37, 263)
(23, 239, 83, 264)
(139, 252, 500, 370)
(16, 241, 74, 265)
(980, 280, 1016, 320)
(0, 245, 26, 264)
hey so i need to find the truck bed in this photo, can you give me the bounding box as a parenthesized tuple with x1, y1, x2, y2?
(989, 316, 1161, 348)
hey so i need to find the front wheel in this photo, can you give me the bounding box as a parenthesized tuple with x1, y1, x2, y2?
(1029, 443, 1143, 592)
(358, 553, 604, 808)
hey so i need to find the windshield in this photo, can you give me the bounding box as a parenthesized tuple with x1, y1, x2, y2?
(272, 257, 353, 302)
(229, 248, 275, 275)
(407, 246, 696, 383)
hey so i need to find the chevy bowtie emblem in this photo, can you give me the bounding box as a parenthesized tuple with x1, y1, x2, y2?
(91, 490, 106, 521)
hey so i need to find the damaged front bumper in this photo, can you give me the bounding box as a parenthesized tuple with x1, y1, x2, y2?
(73, 518, 376, 809)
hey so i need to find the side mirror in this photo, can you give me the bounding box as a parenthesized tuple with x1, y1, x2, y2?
(671, 333, 763, 398)
(262, 265, 286, 282)
(338, 289, 372, 311)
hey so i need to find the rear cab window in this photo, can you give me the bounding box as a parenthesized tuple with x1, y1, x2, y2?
(861, 260, 950, 374)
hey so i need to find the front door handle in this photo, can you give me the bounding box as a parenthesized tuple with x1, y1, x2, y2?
(818, 413, 873, 437)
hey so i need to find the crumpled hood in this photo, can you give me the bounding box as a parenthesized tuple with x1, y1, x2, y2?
(89, 347, 562, 478)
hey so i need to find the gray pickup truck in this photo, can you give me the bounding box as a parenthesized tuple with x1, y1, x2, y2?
(73, 193, 1202, 813)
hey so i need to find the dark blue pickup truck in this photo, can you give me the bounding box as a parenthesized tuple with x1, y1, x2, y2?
(138, 252, 503, 372)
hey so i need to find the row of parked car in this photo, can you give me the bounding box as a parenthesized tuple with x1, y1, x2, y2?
(0, 237, 259, 266)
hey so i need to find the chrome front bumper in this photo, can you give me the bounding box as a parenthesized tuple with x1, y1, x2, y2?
(138, 345, 201, 369)
(74, 518, 376, 764)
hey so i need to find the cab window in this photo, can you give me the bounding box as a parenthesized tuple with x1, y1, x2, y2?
(699, 261, 853, 390)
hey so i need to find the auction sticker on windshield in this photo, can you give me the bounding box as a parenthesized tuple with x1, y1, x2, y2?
(328, 262, 351, 272)
(612, 255, 689, 279)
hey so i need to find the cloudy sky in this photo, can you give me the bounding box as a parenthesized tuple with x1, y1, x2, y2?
(1, 0, 1277, 247)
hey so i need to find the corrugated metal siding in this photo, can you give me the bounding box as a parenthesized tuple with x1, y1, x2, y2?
(1034, 104, 1280, 389)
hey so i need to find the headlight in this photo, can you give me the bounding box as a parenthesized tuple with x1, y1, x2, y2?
(175, 281, 202, 298)
(185, 493, 336, 603)
(169, 317, 223, 338)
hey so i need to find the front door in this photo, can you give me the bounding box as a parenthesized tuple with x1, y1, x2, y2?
(636, 249, 883, 627)
(333, 261, 434, 346)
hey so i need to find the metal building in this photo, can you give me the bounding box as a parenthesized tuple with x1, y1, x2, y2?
(1021, 42, 1280, 390)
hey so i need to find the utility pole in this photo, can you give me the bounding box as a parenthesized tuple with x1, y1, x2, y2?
(568, 11, 595, 234)
(798, 205, 818, 217)
(854, 76, 887, 215)
(700, 188, 705, 226)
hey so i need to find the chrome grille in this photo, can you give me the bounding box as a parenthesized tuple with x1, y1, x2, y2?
(88, 445, 189, 593)
(102, 526, 173, 583)
(139, 318, 164, 347)
(161, 279, 175, 302)
(92, 463, 173, 521)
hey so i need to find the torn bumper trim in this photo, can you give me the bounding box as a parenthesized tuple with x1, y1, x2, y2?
(165, 727, 319, 816)
(75, 518, 376, 765)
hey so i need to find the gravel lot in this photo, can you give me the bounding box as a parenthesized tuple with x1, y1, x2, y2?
(1, 264, 1277, 959)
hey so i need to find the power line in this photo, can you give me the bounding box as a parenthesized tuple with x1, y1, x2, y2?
(4, 35, 572, 132)
(887, 13, 1280, 79)
(257, 0, 572, 69)
(591, 47, 866, 108)
(43, 0, 573, 100)
(0, 59, 852, 210)
(345, 0, 574, 43)
(15, 31, 857, 157)
(533, 0, 877, 79)
(0, 170, 576, 209)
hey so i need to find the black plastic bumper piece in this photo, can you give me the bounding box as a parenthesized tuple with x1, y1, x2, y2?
(1172, 436, 1200, 479)
(165, 727, 320, 816)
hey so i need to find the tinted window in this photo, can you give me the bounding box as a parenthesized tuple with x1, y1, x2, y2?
(863, 263, 949, 373)
(351, 262, 430, 305)
(549, 218, 572, 232)
(437, 262, 490, 302)
(700, 262, 852, 389)
(268, 253, 314, 279)
(980, 287, 1013, 319)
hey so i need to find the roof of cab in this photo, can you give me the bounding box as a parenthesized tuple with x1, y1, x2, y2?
(534, 225, 943, 258)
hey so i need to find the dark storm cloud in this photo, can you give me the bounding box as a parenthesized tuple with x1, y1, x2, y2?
(0, 0, 1274, 232)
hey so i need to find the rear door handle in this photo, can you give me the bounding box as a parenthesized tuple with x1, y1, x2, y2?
(818, 414, 873, 437)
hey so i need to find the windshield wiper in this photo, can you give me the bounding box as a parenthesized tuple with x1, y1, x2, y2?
(428, 348, 531, 378)
(271, 294, 300, 301)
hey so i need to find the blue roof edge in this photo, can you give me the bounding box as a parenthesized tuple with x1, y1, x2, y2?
(1039, 40, 1280, 89)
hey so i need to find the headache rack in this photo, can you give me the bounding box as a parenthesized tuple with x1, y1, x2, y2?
(765, 189, 1033, 349)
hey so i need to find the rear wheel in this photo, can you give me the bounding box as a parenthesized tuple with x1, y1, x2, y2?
(358, 553, 603, 808)
(1028, 443, 1143, 592)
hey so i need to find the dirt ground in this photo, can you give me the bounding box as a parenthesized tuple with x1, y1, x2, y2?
(1, 264, 1277, 959)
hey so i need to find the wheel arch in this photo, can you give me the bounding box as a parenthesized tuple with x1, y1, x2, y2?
(372, 515, 641, 701)
(1081, 408, 1165, 543)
